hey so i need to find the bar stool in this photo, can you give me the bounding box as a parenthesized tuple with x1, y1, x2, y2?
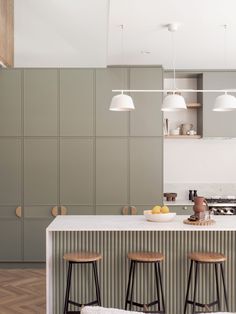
(184, 252, 229, 314)
(125, 252, 165, 313)
(63, 251, 102, 314)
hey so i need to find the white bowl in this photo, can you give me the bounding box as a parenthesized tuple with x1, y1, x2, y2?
(144, 210, 176, 222)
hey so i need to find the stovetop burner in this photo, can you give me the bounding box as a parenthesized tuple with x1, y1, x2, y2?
(206, 196, 236, 204)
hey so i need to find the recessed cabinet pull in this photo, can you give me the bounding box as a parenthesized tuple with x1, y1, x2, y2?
(130, 206, 137, 215)
(51, 206, 58, 217)
(61, 206, 68, 215)
(15, 206, 22, 218)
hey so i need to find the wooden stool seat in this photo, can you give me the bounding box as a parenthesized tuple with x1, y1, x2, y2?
(188, 252, 227, 263)
(128, 251, 164, 262)
(63, 251, 102, 263)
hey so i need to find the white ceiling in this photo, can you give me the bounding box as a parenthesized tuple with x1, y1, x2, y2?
(14, 0, 109, 67)
(15, 0, 236, 69)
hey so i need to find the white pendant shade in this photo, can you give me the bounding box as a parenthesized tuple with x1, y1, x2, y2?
(213, 93, 236, 111)
(109, 93, 135, 111)
(161, 94, 187, 111)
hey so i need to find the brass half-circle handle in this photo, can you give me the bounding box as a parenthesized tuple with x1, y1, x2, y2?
(15, 206, 22, 218)
(51, 206, 58, 217)
(130, 206, 137, 215)
(60, 206, 68, 215)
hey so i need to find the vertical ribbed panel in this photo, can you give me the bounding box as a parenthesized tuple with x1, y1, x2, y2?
(52, 231, 236, 314)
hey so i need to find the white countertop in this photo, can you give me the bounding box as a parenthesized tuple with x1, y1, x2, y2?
(47, 215, 236, 232)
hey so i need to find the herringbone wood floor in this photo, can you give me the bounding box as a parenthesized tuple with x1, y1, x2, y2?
(0, 269, 46, 314)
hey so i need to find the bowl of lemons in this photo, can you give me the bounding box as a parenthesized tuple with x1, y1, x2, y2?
(144, 205, 176, 222)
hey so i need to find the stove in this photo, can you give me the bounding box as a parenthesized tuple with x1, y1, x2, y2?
(205, 196, 236, 215)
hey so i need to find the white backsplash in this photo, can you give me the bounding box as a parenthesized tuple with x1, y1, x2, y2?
(164, 183, 236, 200)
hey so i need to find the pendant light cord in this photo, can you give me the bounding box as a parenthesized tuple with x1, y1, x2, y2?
(171, 30, 176, 91)
(223, 24, 227, 70)
(120, 24, 125, 93)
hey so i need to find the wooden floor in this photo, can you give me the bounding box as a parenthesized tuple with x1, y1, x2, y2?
(0, 269, 46, 314)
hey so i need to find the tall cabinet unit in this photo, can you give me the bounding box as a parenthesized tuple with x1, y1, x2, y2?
(59, 69, 95, 215)
(95, 67, 163, 215)
(130, 68, 163, 213)
(0, 67, 163, 263)
(0, 70, 22, 261)
(23, 69, 58, 261)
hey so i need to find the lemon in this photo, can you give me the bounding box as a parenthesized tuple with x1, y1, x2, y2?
(161, 206, 170, 214)
(152, 205, 161, 214)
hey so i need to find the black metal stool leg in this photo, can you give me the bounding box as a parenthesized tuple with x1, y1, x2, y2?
(220, 263, 229, 311)
(184, 260, 193, 314)
(129, 261, 136, 310)
(157, 262, 165, 313)
(215, 263, 221, 311)
(192, 262, 199, 314)
(64, 262, 73, 314)
(154, 262, 160, 311)
(125, 261, 134, 310)
(93, 261, 101, 306)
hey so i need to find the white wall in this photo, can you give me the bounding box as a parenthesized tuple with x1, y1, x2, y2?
(164, 139, 236, 183)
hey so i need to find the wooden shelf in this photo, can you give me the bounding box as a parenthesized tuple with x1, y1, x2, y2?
(165, 135, 201, 139)
(187, 103, 202, 108)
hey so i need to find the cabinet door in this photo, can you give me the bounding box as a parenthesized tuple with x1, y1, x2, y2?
(60, 69, 94, 136)
(24, 69, 58, 136)
(203, 72, 236, 137)
(24, 139, 58, 205)
(130, 137, 163, 205)
(0, 139, 21, 205)
(23, 206, 54, 261)
(60, 139, 94, 205)
(96, 138, 128, 208)
(0, 206, 22, 261)
(0, 70, 21, 136)
(130, 67, 163, 136)
(96, 68, 129, 136)
(168, 205, 193, 215)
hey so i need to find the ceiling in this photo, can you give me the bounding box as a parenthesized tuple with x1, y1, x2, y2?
(15, 0, 236, 69)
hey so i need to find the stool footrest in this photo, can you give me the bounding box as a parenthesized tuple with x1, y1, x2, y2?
(126, 300, 159, 308)
(186, 300, 218, 308)
(68, 300, 98, 307)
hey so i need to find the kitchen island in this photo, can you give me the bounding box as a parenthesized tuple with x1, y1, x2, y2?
(47, 215, 236, 314)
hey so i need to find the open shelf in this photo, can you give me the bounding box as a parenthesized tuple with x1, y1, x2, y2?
(165, 135, 201, 139)
(187, 103, 202, 108)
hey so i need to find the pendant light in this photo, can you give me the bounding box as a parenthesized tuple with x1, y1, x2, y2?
(161, 24, 187, 112)
(109, 25, 135, 111)
(213, 25, 236, 111)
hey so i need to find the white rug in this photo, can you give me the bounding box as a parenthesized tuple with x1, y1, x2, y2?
(81, 306, 144, 314)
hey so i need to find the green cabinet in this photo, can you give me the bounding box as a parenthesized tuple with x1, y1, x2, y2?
(0, 67, 164, 262)
(130, 67, 163, 136)
(24, 69, 58, 136)
(0, 139, 21, 205)
(203, 71, 236, 137)
(0, 70, 21, 136)
(0, 206, 22, 261)
(24, 139, 58, 205)
(60, 69, 94, 136)
(167, 205, 193, 215)
(130, 137, 163, 205)
(60, 139, 94, 205)
(96, 68, 129, 136)
(96, 138, 128, 206)
(23, 206, 54, 261)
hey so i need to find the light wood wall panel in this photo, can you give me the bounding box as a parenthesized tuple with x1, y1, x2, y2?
(0, 0, 14, 67)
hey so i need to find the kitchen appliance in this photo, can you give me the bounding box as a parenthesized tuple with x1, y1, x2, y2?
(206, 196, 236, 215)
